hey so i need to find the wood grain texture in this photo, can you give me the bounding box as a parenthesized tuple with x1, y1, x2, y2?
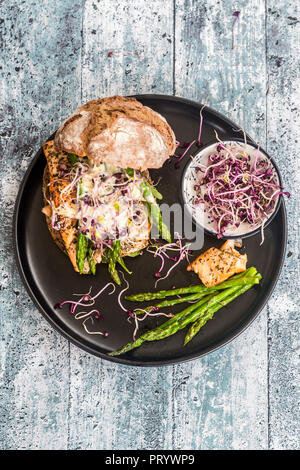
(0, 0, 82, 450)
(266, 0, 300, 450)
(0, 0, 299, 450)
(174, 0, 268, 449)
(68, 1, 175, 451)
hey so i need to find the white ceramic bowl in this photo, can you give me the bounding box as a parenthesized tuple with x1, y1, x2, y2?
(182, 139, 283, 239)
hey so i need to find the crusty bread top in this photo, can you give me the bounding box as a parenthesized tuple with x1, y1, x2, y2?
(54, 96, 176, 171)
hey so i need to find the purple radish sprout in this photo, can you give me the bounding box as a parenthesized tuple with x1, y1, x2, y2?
(174, 140, 196, 169)
(232, 11, 240, 50)
(197, 105, 205, 147)
(192, 140, 290, 240)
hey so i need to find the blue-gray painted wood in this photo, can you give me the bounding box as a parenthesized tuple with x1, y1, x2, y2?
(265, 2, 299, 449)
(0, 0, 299, 450)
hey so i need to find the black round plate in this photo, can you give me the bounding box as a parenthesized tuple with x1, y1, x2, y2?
(13, 95, 287, 366)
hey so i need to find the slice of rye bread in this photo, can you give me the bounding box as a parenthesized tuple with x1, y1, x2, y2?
(54, 95, 176, 171)
(42, 141, 151, 273)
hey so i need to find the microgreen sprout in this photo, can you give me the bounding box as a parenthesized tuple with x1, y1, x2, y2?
(55, 282, 115, 336)
(191, 138, 290, 240)
(232, 11, 240, 50)
(147, 234, 192, 287)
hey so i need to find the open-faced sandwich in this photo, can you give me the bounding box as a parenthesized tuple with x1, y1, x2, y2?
(42, 96, 176, 283)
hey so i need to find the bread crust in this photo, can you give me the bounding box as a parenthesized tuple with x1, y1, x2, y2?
(54, 96, 176, 170)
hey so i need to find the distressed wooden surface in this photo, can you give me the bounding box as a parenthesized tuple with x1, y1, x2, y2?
(0, 0, 299, 450)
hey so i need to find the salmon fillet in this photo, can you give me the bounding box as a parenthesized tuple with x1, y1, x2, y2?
(187, 240, 247, 287)
(43, 140, 71, 179)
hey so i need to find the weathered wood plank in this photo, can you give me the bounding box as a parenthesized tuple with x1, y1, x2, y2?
(266, 1, 300, 450)
(80, 0, 175, 101)
(68, 358, 174, 449)
(68, 0, 175, 450)
(0, 0, 298, 451)
(0, 0, 83, 449)
(173, 0, 268, 449)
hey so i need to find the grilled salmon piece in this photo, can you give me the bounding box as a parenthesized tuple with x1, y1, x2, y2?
(43, 140, 70, 179)
(187, 240, 247, 287)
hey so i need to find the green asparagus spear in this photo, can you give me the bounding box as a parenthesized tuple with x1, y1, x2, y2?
(145, 181, 163, 200)
(134, 291, 218, 315)
(184, 275, 262, 345)
(142, 183, 171, 242)
(109, 271, 261, 356)
(109, 294, 214, 356)
(117, 255, 132, 274)
(103, 242, 133, 282)
(149, 204, 171, 242)
(125, 267, 258, 302)
(134, 270, 259, 314)
(107, 241, 121, 285)
(76, 232, 89, 274)
(127, 169, 162, 200)
(109, 282, 254, 357)
(87, 243, 96, 275)
(160, 218, 172, 243)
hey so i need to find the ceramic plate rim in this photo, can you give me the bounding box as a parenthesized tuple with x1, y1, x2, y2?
(13, 95, 288, 367)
